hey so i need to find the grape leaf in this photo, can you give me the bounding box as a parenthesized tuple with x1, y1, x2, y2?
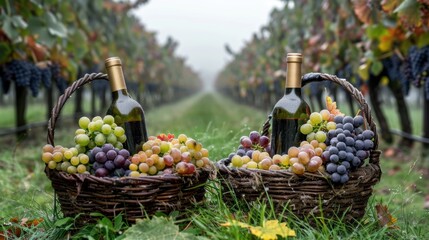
(394, 0, 422, 27)
(123, 216, 208, 240)
(375, 204, 399, 229)
(221, 220, 296, 240)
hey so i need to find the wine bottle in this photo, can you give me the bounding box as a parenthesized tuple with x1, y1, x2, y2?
(270, 53, 310, 155)
(105, 57, 148, 154)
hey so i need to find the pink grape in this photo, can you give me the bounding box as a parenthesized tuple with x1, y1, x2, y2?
(249, 131, 260, 144)
(259, 136, 270, 148)
(241, 137, 252, 148)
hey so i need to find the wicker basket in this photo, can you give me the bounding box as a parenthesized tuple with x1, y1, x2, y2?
(44, 72, 212, 225)
(216, 73, 382, 222)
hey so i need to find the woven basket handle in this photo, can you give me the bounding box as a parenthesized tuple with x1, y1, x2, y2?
(262, 72, 378, 150)
(47, 72, 108, 146)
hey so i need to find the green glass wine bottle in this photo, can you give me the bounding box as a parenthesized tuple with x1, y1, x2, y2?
(270, 53, 310, 155)
(105, 57, 148, 154)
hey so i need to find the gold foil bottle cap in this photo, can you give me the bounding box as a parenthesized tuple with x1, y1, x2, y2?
(105, 57, 122, 68)
(287, 53, 302, 63)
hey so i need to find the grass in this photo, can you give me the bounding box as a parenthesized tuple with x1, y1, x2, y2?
(0, 92, 428, 239)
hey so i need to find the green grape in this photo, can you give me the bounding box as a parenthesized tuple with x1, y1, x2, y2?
(75, 134, 90, 146)
(306, 132, 316, 142)
(106, 133, 117, 145)
(231, 155, 243, 167)
(63, 149, 74, 160)
(78, 117, 91, 129)
(114, 126, 125, 137)
(61, 161, 71, 171)
(52, 151, 63, 162)
(94, 120, 103, 132)
(101, 124, 112, 135)
(70, 156, 80, 166)
(300, 123, 313, 135)
(79, 153, 89, 164)
(326, 121, 336, 130)
(309, 112, 323, 125)
(87, 122, 97, 132)
(160, 141, 170, 153)
(94, 133, 106, 146)
(77, 164, 87, 173)
(75, 144, 86, 154)
(67, 166, 77, 174)
(103, 115, 115, 125)
(75, 128, 86, 135)
(92, 116, 102, 122)
(315, 131, 327, 143)
(148, 165, 158, 175)
(114, 142, 123, 150)
(69, 147, 79, 156)
(48, 161, 57, 169)
(88, 141, 96, 149)
(118, 134, 127, 143)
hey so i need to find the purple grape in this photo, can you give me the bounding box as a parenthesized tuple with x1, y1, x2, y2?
(114, 155, 126, 168)
(91, 147, 102, 156)
(95, 167, 109, 177)
(246, 149, 254, 158)
(123, 159, 131, 169)
(331, 172, 341, 183)
(118, 149, 130, 159)
(102, 143, 114, 153)
(340, 174, 349, 184)
(356, 150, 368, 160)
(353, 115, 364, 127)
(329, 154, 339, 163)
(249, 131, 260, 144)
(227, 152, 235, 161)
(337, 165, 347, 174)
(236, 149, 245, 157)
(106, 149, 118, 161)
(334, 115, 344, 124)
(105, 160, 115, 171)
(363, 139, 374, 150)
(92, 161, 103, 170)
(113, 168, 125, 177)
(259, 136, 270, 148)
(326, 163, 338, 173)
(265, 145, 271, 154)
(95, 151, 107, 164)
(125, 169, 132, 176)
(321, 151, 330, 162)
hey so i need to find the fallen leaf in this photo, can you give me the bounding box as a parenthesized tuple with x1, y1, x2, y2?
(375, 204, 399, 229)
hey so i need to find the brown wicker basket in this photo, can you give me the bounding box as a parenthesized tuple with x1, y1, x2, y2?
(216, 72, 382, 222)
(45, 72, 212, 225)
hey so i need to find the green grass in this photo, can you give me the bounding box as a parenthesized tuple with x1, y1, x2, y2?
(0, 92, 428, 239)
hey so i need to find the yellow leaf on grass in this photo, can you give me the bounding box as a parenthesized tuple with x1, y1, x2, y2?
(220, 219, 296, 239)
(249, 220, 296, 240)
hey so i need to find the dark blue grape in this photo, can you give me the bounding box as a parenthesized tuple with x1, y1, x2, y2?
(352, 157, 361, 167)
(337, 142, 346, 151)
(331, 172, 341, 183)
(118, 149, 130, 159)
(364, 139, 374, 150)
(334, 115, 344, 124)
(321, 151, 330, 162)
(340, 174, 349, 184)
(337, 133, 346, 142)
(92, 161, 103, 170)
(336, 123, 343, 129)
(113, 168, 125, 177)
(330, 137, 339, 146)
(102, 143, 115, 153)
(362, 130, 374, 140)
(95, 151, 107, 163)
(346, 146, 355, 153)
(246, 149, 254, 158)
(342, 161, 351, 169)
(40, 67, 52, 88)
(343, 123, 354, 132)
(335, 128, 344, 135)
(227, 152, 235, 161)
(356, 150, 368, 160)
(29, 65, 41, 97)
(353, 115, 364, 127)
(123, 159, 131, 169)
(326, 163, 338, 173)
(95, 167, 109, 177)
(328, 130, 336, 139)
(356, 134, 364, 141)
(338, 150, 347, 160)
(8, 60, 31, 87)
(125, 169, 132, 176)
(342, 116, 353, 124)
(345, 137, 355, 146)
(329, 154, 339, 163)
(355, 140, 364, 150)
(114, 155, 126, 168)
(346, 152, 354, 162)
(329, 146, 339, 155)
(337, 165, 347, 174)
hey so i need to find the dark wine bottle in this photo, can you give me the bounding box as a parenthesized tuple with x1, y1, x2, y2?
(270, 53, 310, 155)
(105, 57, 148, 154)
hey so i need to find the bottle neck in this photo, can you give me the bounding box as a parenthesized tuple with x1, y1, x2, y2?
(284, 87, 302, 96)
(107, 65, 127, 92)
(112, 89, 129, 98)
(285, 61, 302, 88)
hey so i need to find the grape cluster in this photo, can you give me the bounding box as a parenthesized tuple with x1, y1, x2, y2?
(409, 46, 429, 83)
(0, 65, 12, 94)
(75, 115, 127, 153)
(7, 60, 31, 87)
(227, 131, 270, 163)
(40, 67, 52, 88)
(89, 144, 131, 177)
(300, 110, 336, 143)
(322, 115, 375, 183)
(127, 134, 212, 177)
(42, 144, 90, 174)
(29, 65, 42, 97)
